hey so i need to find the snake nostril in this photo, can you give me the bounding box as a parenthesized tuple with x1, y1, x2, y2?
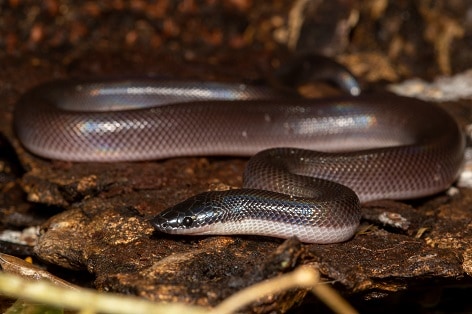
(150, 216, 169, 230)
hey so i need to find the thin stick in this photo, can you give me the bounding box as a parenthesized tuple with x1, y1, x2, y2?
(211, 266, 358, 314)
(0, 272, 206, 314)
(312, 283, 358, 314)
(0, 265, 358, 314)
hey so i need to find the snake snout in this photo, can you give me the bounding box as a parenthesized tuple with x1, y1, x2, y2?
(149, 215, 169, 232)
(151, 192, 227, 236)
(150, 211, 183, 233)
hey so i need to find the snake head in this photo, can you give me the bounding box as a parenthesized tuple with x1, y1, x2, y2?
(150, 192, 222, 235)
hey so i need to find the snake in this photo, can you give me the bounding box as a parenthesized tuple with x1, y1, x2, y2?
(13, 74, 464, 244)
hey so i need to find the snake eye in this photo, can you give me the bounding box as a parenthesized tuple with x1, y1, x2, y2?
(182, 216, 194, 227)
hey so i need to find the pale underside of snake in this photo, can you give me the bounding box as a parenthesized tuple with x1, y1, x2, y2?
(14, 79, 465, 243)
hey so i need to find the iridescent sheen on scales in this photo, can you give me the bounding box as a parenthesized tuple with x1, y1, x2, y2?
(14, 79, 465, 243)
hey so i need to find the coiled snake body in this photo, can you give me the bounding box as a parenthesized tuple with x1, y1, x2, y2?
(14, 79, 464, 243)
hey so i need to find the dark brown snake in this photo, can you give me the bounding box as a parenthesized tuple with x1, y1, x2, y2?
(14, 78, 464, 243)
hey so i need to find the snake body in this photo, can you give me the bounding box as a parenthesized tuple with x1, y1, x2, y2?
(14, 79, 465, 243)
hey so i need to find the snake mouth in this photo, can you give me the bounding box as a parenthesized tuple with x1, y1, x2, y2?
(149, 216, 212, 235)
